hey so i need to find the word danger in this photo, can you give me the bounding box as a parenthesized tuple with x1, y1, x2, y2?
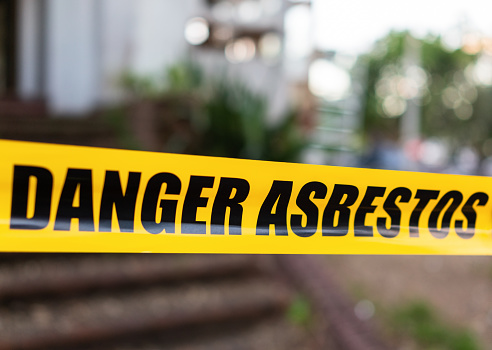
(9, 166, 488, 239)
(10, 166, 250, 235)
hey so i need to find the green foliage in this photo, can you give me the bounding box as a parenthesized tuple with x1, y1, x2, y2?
(121, 60, 204, 98)
(287, 295, 312, 327)
(120, 60, 306, 162)
(263, 109, 306, 162)
(391, 301, 479, 350)
(166, 60, 204, 93)
(202, 80, 267, 159)
(359, 30, 483, 151)
(120, 71, 164, 98)
(360, 31, 406, 133)
(419, 37, 477, 142)
(201, 80, 305, 161)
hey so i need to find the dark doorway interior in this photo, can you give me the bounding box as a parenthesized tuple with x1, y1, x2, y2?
(0, 0, 16, 96)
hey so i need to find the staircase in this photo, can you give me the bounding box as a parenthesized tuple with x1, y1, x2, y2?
(0, 254, 315, 350)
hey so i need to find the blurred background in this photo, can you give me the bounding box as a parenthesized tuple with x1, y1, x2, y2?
(1, 0, 492, 349)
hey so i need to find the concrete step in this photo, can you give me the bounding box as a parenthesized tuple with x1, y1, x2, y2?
(0, 278, 290, 350)
(0, 254, 258, 299)
(85, 317, 316, 350)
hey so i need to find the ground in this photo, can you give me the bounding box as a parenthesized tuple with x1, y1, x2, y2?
(325, 255, 492, 348)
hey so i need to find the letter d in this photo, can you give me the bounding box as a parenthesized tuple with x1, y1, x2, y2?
(10, 166, 53, 230)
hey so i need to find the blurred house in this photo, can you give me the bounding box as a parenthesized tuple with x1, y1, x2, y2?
(3, 0, 193, 116)
(1, 0, 312, 121)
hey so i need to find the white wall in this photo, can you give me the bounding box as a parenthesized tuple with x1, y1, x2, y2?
(99, 0, 137, 103)
(131, 0, 190, 75)
(99, 0, 196, 102)
(45, 0, 99, 116)
(39, 0, 193, 114)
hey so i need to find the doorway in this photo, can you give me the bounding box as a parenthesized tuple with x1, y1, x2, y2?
(0, 0, 16, 96)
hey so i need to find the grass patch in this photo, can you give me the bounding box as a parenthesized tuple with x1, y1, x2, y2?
(286, 295, 312, 327)
(348, 282, 369, 300)
(390, 300, 479, 350)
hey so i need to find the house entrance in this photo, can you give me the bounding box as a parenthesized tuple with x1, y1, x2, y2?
(0, 0, 16, 96)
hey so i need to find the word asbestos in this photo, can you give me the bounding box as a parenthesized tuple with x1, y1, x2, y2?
(10, 165, 488, 239)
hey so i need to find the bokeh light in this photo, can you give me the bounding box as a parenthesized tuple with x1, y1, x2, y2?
(259, 32, 282, 61)
(225, 37, 256, 63)
(308, 59, 351, 100)
(184, 17, 210, 45)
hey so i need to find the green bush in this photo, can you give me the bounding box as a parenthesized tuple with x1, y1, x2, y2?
(391, 301, 479, 350)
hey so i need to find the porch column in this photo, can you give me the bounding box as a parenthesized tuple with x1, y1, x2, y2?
(45, 0, 99, 116)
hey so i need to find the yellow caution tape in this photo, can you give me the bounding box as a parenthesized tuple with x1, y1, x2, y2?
(1, 139, 491, 254)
